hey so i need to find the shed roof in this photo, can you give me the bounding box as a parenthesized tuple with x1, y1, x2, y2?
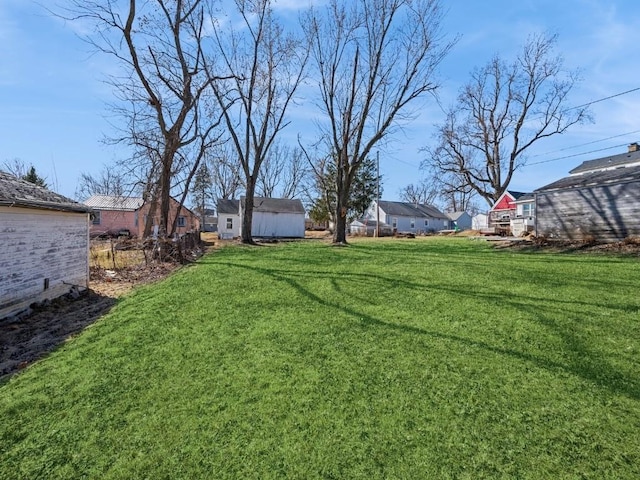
(217, 198, 240, 215)
(84, 195, 144, 211)
(569, 148, 640, 174)
(241, 197, 305, 214)
(377, 200, 446, 219)
(536, 164, 640, 192)
(513, 193, 535, 203)
(0, 171, 90, 213)
(445, 211, 469, 221)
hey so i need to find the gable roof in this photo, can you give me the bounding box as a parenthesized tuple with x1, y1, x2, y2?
(0, 171, 90, 213)
(569, 148, 640, 175)
(513, 193, 535, 203)
(84, 195, 144, 211)
(241, 197, 305, 214)
(536, 164, 640, 192)
(446, 211, 469, 221)
(377, 200, 446, 219)
(217, 198, 240, 215)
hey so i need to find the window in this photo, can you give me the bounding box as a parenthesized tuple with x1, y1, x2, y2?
(392, 217, 397, 228)
(410, 218, 415, 229)
(92, 211, 101, 225)
(424, 219, 429, 227)
(177, 216, 186, 227)
(226, 217, 233, 229)
(522, 203, 535, 217)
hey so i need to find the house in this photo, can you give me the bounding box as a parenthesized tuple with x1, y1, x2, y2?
(349, 218, 393, 237)
(445, 211, 472, 231)
(510, 193, 536, 237)
(0, 172, 92, 319)
(216, 197, 306, 239)
(217, 199, 240, 239)
(535, 143, 640, 242)
(489, 190, 530, 235)
(366, 200, 449, 234)
(472, 213, 489, 231)
(202, 208, 217, 232)
(84, 195, 199, 238)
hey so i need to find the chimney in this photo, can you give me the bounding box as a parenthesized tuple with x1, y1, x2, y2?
(628, 142, 639, 153)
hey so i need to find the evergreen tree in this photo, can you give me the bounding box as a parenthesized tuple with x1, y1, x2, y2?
(22, 166, 47, 188)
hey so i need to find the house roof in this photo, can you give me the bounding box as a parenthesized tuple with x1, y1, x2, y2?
(241, 197, 305, 214)
(0, 171, 91, 213)
(569, 147, 640, 174)
(84, 195, 144, 211)
(377, 200, 446, 219)
(217, 198, 240, 215)
(445, 211, 469, 221)
(536, 164, 640, 192)
(513, 193, 535, 203)
(351, 218, 391, 228)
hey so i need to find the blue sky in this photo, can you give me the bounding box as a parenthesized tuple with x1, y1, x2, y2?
(1, 0, 640, 207)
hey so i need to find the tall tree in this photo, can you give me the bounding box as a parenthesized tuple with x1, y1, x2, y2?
(22, 166, 48, 188)
(426, 33, 590, 207)
(75, 167, 127, 200)
(191, 162, 213, 229)
(257, 142, 309, 199)
(64, 0, 223, 236)
(206, 0, 308, 244)
(398, 178, 440, 205)
(303, 0, 454, 244)
(307, 154, 382, 225)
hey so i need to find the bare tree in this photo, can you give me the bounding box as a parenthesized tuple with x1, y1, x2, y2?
(205, 0, 309, 244)
(426, 33, 590, 207)
(208, 146, 245, 201)
(64, 0, 223, 237)
(75, 167, 127, 201)
(257, 142, 309, 199)
(2, 158, 28, 178)
(303, 0, 454, 244)
(398, 178, 440, 205)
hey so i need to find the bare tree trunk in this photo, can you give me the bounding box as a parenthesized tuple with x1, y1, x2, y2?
(241, 178, 257, 244)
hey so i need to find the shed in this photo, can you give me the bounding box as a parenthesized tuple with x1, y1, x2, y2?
(535, 144, 640, 242)
(367, 200, 448, 234)
(349, 218, 393, 237)
(217, 199, 240, 239)
(242, 197, 306, 238)
(0, 172, 92, 319)
(445, 211, 472, 231)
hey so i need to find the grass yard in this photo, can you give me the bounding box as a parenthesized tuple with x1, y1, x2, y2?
(1, 237, 639, 479)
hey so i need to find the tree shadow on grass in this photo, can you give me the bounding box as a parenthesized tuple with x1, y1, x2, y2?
(214, 260, 640, 401)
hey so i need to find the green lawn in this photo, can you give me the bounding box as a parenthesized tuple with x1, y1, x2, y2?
(1, 237, 639, 479)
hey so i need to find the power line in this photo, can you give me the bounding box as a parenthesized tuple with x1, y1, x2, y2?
(527, 143, 628, 166)
(530, 130, 640, 158)
(568, 87, 640, 111)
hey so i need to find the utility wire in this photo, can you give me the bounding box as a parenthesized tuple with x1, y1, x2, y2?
(530, 130, 640, 158)
(527, 143, 628, 166)
(568, 87, 640, 110)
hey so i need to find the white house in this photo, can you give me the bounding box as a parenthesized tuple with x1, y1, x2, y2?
(216, 199, 240, 239)
(217, 197, 306, 239)
(366, 200, 449, 234)
(0, 172, 92, 319)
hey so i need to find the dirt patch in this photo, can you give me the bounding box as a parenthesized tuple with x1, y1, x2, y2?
(491, 237, 640, 256)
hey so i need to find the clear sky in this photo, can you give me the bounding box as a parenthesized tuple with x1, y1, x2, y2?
(1, 0, 639, 208)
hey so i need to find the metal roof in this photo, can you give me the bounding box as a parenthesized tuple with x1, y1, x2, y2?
(0, 171, 91, 213)
(536, 164, 640, 192)
(240, 197, 305, 214)
(569, 148, 640, 174)
(377, 200, 447, 219)
(84, 195, 144, 211)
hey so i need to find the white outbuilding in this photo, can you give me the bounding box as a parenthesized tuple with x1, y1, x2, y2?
(0, 172, 92, 319)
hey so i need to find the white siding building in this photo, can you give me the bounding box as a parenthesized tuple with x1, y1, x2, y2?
(366, 200, 449, 234)
(0, 172, 92, 319)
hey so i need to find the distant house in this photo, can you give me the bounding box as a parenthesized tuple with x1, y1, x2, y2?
(510, 193, 536, 237)
(535, 143, 640, 242)
(349, 218, 393, 237)
(489, 190, 530, 235)
(445, 211, 472, 231)
(366, 200, 449, 234)
(217, 199, 240, 239)
(472, 213, 489, 231)
(84, 195, 199, 238)
(216, 197, 306, 239)
(0, 172, 91, 319)
(202, 208, 217, 232)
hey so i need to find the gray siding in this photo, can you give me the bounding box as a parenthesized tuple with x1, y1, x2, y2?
(0, 207, 89, 319)
(536, 182, 640, 241)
